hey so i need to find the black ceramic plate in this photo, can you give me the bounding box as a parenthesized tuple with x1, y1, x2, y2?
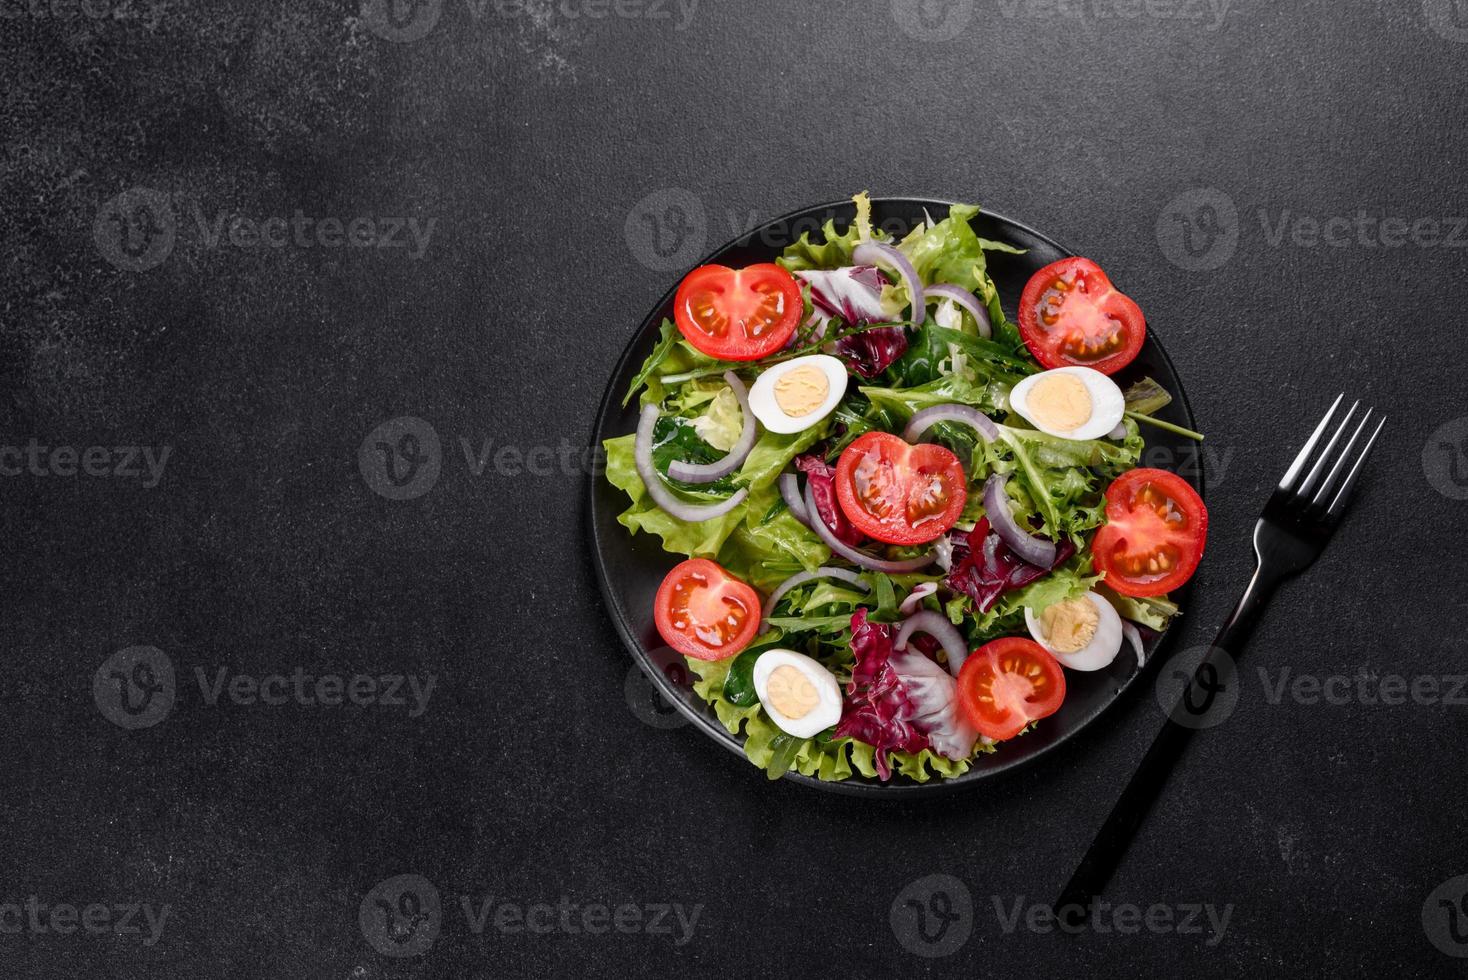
(589, 198, 1202, 797)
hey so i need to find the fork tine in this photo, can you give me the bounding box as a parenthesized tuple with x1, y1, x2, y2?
(1326, 416, 1386, 520)
(1279, 393, 1343, 494)
(1311, 407, 1373, 508)
(1297, 400, 1359, 500)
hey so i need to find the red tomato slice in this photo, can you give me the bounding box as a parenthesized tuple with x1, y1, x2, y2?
(653, 558, 760, 661)
(957, 637, 1067, 741)
(1092, 468, 1208, 598)
(1017, 257, 1145, 375)
(673, 263, 804, 362)
(834, 432, 967, 546)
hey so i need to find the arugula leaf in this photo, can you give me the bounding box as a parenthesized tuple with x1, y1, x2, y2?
(866, 572, 899, 623)
(1123, 376, 1174, 417)
(1097, 584, 1179, 631)
(622, 318, 681, 407)
(977, 237, 1027, 254)
(762, 733, 807, 780)
(928, 326, 1038, 379)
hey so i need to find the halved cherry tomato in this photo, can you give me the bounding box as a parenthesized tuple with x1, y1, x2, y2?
(1017, 257, 1145, 375)
(1092, 468, 1208, 598)
(834, 432, 967, 546)
(653, 558, 760, 661)
(673, 263, 804, 361)
(956, 637, 1067, 741)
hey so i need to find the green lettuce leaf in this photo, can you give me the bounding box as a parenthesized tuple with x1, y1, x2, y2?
(898, 202, 987, 291)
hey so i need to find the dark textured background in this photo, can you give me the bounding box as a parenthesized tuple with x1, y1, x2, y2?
(4, 0, 1467, 976)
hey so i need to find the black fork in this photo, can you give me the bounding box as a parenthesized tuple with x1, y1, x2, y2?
(1055, 394, 1385, 920)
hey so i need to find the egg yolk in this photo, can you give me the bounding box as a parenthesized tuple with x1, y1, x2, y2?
(766, 664, 820, 719)
(1039, 598, 1099, 654)
(1027, 373, 1093, 432)
(773, 366, 829, 418)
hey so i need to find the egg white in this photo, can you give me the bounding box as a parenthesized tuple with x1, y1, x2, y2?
(752, 649, 844, 738)
(1024, 591, 1124, 672)
(1009, 366, 1125, 441)
(748, 355, 848, 435)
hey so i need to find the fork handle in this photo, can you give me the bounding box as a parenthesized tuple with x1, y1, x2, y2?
(1054, 560, 1284, 920)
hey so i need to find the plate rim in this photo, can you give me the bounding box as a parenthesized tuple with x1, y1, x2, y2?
(588, 196, 1203, 797)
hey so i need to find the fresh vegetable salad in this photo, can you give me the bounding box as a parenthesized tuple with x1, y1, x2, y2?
(605, 193, 1207, 784)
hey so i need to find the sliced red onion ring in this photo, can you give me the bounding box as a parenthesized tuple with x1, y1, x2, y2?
(853, 240, 924, 325)
(803, 483, 935, 573)
(778, 472, 810, 526)
(1107, 422, 1128, 441)
(667, 371, 756, 484)
(899, 581, 938, 616)
(635, 405, 748, 522)
(925, 283, 992, 338)
(761, 567, 869, 626)
(895, 610, 970, 679)
(903, 403, 999, 444)
(982, 473, 1057, 567)
(1123, 622, 1146, 668)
